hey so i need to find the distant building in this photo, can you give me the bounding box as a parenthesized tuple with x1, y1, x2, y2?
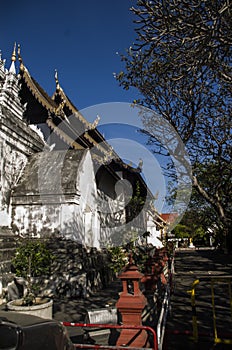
(160, 212, 179, 241)
(145, 206, 166, 248)
(160, 213, 178, 224)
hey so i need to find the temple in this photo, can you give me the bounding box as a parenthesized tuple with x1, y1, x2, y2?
(0, 44, 166, 248)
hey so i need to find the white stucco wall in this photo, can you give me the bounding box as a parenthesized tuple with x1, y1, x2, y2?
(0, 137, 37, 227)
(0, 102, 45, 228)
(76, 150, 100, 247)
(11, 149, 128, 248)
(146, 214, 163, 248)
(11, 150, 102, 247)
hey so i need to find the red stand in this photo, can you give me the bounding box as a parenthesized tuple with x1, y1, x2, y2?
(116, 258, 149, 348)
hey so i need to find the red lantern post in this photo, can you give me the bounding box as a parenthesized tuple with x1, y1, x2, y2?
(116, 258, 149, 348)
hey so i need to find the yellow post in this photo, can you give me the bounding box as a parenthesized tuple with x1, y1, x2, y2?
(229, 278, 232, 319)
(211, 277, 232, 345)
(187, 279, 200, 342)
(211, 279, 218, 342)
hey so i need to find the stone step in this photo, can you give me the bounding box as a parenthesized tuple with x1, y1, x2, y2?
(0, 238, 18, 249)
(0, 260, 12, 271)
(0, 232, 18, 290)
(0, 248, 16, 261)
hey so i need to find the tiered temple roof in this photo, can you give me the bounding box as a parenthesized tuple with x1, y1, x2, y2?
(18, 46, 111, 158)
(16, 44, 151, 176)
(6, 44, 157, 206)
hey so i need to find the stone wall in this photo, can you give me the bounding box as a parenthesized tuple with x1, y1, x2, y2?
(1, 236, 115, 302)
(0, 228, 18, 295)
(36, 237, 114, 300)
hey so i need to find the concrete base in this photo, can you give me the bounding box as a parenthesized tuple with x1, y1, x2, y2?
(7, 298, 53, 319)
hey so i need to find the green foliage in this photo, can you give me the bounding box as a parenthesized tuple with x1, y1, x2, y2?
(108, 246, 128, 274)
(193, 227, 209, 246)
(12, 240, 53, 305)
(108, 244, 150, 275)
(13, 240, 52, 279)
(173, 224, 191, 239)
(127, 181, 146, 221)
(173, 210, 211, 246)
(130, 245, 149, 273)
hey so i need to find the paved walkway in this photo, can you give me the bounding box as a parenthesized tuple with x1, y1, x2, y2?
(163, 248, 232, 350)
(53, 279, 122, 343)
(53, 279, 121, 323)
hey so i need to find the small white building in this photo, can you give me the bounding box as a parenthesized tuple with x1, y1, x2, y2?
(146, 207, 166, 248)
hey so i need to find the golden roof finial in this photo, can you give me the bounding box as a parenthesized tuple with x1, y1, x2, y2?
(11, 42, 16, 62)
(54, 69, 60, 90)
(17, 43, 22, 63)
(55, 100, 65, 115)
(9, 42, 17, 73)
(137, 158, 143, 170)
(89, 115, 100, 130)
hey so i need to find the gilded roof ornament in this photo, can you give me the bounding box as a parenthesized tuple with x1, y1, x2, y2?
(11, 42, 16, 62)
(9, 42, 17, 74)
(17, 44, 22, 61)
(103, 147, 114, 164)
(17, 44, 24, 70)
(137, 158, 143, 170)
(54, 69, 60, 90)
(88, 115, 100, 130)
(52, 79, 91, 129)
(55, 100, 65, 115)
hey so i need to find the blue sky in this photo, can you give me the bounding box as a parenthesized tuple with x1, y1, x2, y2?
(1, 0, 139, 109)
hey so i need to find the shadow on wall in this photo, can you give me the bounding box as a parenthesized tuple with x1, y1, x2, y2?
(44, 238, 114, 299)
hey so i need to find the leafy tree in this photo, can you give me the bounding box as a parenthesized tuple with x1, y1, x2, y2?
(173, 211, 211, 245)
(108, 246, 128, 274)
(173, 160, 231, 247)
(173, 224, 191, 239)
(12, 240, 53, 305)
(13, 241, 52, 279)
(126, 181, 146, 222)
(193, 227, 210, 246)
(116, 0, 232, 250)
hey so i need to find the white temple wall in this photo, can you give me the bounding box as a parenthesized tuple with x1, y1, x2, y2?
(0, 63, 45, 228)
(146, 214, 163, 248)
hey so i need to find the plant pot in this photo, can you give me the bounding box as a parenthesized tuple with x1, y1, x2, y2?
(7, 297, 53, 319)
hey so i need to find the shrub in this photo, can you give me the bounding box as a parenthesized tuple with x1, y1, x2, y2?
(12, 240, 53, 305)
